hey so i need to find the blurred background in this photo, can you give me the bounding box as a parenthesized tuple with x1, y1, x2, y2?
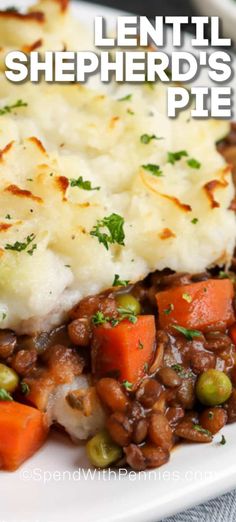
(86, 0, 236, 45)
(87, 0, 196, 18)
(87, 0, 196, 29)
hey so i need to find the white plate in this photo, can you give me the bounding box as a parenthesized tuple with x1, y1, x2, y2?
(0, 2, 236, 521)
(191, 0, 236, 43)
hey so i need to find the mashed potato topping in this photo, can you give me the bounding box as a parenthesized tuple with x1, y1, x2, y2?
(0, 0, 234, 333)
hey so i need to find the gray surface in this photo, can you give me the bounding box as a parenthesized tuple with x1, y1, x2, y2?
(162, 490, 236, 521)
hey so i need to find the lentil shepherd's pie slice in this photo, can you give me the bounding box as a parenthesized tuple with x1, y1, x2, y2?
(0, 0, 235, 471)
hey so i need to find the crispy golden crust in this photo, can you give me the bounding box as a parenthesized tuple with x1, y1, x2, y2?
(0, 11, 45, 23)
(53, 0, 69, 11)
(4, 184, 43, 204)
(203, 165, 231, 209)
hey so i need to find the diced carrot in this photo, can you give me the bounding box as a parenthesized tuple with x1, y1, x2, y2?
(229, 323, 236, 345)
(92, 315, 156, 387)
(0, 401, 48, 471)
(156, 279, 235, 331)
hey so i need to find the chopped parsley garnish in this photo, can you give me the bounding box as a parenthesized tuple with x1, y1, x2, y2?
(187, 158, 201, 169)
(5, 214, 12, 220)
(171, 364, 184, 374)
(142, 164, 163, 177)
(218, 271, 236, 282)
(167, 150, 188, 165)
(123, 380, 133, 391)
(193, 424, 212, 437)
(70, 176, 100, 191)
(117, 306, 138, 324)
(220, 434, 226, 445)
(171, 364, 194, 379)
(21, 382, 30, 396)
(127, 108, 134, 115)
(92, 305, 137, 328)
(143, 362, 149, 372)
(27, 243, 37, 256)
(208, 411, 214, 419)
(118, 94, 132, 102)
(138, 340, 144, 350)
(0, 389, 13, 401)
(164, 303, 174, 315)
(140, 134, 163, 145)
(182, 293, 192, 303)
(109, 318, 120, 327)
(90, 213, 125, 250)
(173, 325, 202, 340)
(219, 271, 230, 279)
(112, 274, 129, 287)
(167, 151, 201, 169)
(0, 99, 27, 116)
(5, 234, 37, 256)
(1, 313, 7, 321)
(91, 311, 108, 326)
(191, 218, 198, 224)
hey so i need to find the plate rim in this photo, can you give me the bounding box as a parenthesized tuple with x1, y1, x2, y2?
(0, 2, 235, 522)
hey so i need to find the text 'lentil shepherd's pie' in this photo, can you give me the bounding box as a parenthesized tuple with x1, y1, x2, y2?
(0, 0, 235, 472)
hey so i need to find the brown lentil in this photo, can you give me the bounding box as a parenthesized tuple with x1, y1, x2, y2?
(199, 407, 227, 434)
(132, 418, 148, 445)
(68, 318, 91, 346)
(141, 444, 170, 468)
(96, 378, 129, 413)
(10, 348, 37, 376)
(158, 367, 181, 388)
(0, 330, 17, 359)
(148, 412, 173, 451)
(106, 412, 133, 446)
(176, 378, 196, 409)
(136, 379, 162, 408)
(166, 406, 185, 427)
(175, 420, 213, 443)
(124, 444, 146, 471)
(205, 332, 232, 352)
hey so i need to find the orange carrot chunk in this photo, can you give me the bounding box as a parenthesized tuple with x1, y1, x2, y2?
(0, 401, 48, 470)
(92, 315, 156, 387)
(156, 279, 235, 331)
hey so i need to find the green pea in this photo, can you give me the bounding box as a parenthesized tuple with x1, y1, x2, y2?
(196, 369, 232, 406)
(0, 363, 19, 393)
(115, 294, 141, 315)
(86, 430, 122, 468)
